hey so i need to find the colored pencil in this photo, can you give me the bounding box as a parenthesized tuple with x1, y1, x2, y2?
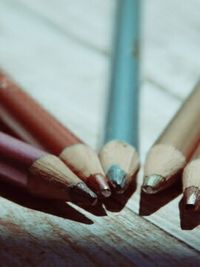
(99, 0, 140, 193)
(142, 81, 200, 194)
(183, 144, 200, 211)
(0, 131, 97, 205)
(0, 71, 110, 197)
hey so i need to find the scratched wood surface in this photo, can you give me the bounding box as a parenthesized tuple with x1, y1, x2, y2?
(0, 0, 199, 266)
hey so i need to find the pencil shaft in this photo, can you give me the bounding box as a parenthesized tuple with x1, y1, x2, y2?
(0, 158, 28, 189)
(157, 83, 200, 157)
(0, 158, 70, 200)
(0, 131, 46, 166)
(143, 81, 200, 194)
(0, 71, 110, 197)
(0, 73, 80, 155)
(105, 0, 140, 147)
(188, 143, 200, 160)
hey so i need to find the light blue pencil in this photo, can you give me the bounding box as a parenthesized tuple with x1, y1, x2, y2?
(99, 0, 140, 193)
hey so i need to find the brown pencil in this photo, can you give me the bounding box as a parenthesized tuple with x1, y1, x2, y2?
(0, 71, 110, 197)
(182, 144, 200, 211)
(0, 131, 97, 205)
(142, 81, 200, 194)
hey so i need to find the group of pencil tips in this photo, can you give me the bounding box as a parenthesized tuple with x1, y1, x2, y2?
(0, 71, 200, 213)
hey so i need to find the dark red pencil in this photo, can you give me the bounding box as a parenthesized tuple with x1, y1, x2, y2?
(0, 72, 110, 197)
(0, 131, 97, 205)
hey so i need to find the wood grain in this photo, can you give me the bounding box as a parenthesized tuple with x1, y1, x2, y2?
(16, 0, 200, 99)
(0, 0, 199, 266)
(0, 197, 199, 267)
(16, 0, 116, 54)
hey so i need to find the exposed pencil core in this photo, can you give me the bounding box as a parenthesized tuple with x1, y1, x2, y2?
(0, 73, 110, 196)
(142, 175, 165, 194)
(143, 144, 186, 193)
(183, 157, 200, 211)
(69, 182, 98, 206)
(106, 165, 126, 194)
(183, 186, 200, 211)
(60, 144, 110, 197)
(99, 140, 140, 194)
(87, 174, 111, 198)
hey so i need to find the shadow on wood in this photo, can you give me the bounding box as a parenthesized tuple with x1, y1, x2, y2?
(76, 201, 107, 217)
(0, 226, 199, 267)
(103, 173, 137, 212)
(179, 198, 200, 230)
(0, 120, 107, 220)
(0, 181, 93, 224)
(139, 175, 182, 216)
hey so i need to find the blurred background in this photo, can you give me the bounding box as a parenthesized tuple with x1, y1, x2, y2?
(0, 0, 199, 161)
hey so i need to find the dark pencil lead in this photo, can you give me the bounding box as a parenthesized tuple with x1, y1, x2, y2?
(88, 174, 111, 198)
(94, 174, 111, 198)
(107, 165, 127, 194)
(142, 174, 165, 194)
(70, 182, 98, 206)
(184, 186, 200, 211)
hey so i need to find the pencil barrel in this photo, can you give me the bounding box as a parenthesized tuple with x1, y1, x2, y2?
(105, 0, 140, 147)
(0, 131, 47, 166)
(0, 158, 69, 200)
(0, 72, 81, 155)
(156, 82, 200, 157)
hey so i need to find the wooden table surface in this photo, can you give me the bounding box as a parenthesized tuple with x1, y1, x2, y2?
(0, 0, 199, 266)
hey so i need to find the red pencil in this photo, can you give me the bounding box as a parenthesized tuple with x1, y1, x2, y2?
(0, 72, 110, 197)
(0, 131, 97, 205)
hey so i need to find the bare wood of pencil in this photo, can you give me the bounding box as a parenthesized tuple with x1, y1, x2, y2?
(0, 131, 97, 205)
(182, 143, 200, 211)
(0, 71, 110, 198)
(143, 81, 200, 194)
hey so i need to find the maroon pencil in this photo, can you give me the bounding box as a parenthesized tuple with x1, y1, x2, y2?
(0, 131, 97, 205)
(0, 158, 73, 200)
(0, 72, 110, 197)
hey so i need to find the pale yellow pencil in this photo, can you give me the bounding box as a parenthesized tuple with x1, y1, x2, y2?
(183, 144, 200, 211)
(143, 81, 200, 194)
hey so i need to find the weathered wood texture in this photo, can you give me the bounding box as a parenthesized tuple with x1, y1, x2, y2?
(0, 0, 199, 266)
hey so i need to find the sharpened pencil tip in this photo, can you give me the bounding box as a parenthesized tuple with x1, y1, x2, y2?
(70, 182, 98, 206)
(142, 175, 165, 194)
(107, 165, 127, 194)
(184, 186, 200, 211)
(88, 174, 111, 198)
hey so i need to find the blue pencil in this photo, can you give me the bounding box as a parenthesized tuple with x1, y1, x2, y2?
(99, 0, 140, 193)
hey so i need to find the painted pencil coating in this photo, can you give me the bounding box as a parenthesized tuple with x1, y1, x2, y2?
(143, 81, 200, 194)
(100, 0, 140, 193)
(0, 131, 47, 166)
(0, 71, 110, 197)
(0, 158, 97, 204)
(0, 131, 97, 205)
(104, 0, 139, 146)
(0, 73, 79, 153)
(0, 158, 28, 189)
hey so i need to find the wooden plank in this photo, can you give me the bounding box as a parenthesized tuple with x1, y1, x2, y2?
(0, 196, 199, 267)
(142, 0, 200, 98)
(16, 0, 200, 99)
(0, 0, 199, 262)
(129, 82, 200, 250)
(15, 0, 116, 55)
(0, 0, 109, 149)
